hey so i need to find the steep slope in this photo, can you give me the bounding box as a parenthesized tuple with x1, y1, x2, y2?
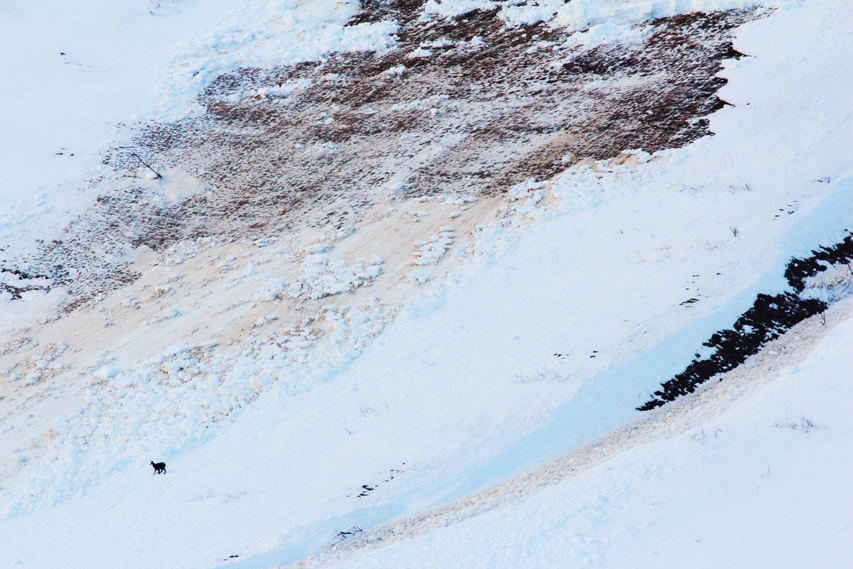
(313, 297, 853, 569)
(1, 0, 852, 568)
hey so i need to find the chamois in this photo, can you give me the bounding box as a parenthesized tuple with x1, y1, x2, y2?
(150, 461, 166, 474)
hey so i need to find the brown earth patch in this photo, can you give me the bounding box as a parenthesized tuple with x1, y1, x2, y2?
(5, 3, 760, 311)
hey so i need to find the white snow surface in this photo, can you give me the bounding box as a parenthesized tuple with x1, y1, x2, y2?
(0, 0, 242, 263)
(327, 301, 853, 569)
(2, 0, 853, 568)
(0, 0, 389, 265)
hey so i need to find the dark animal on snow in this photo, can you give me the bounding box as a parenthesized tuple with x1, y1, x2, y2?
(150, 461, 166, 474)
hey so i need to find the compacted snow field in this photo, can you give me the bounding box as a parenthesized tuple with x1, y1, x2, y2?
(1, 0, 852, 567)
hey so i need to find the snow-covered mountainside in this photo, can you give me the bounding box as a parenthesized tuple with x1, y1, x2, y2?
(1, 0, 851, 567)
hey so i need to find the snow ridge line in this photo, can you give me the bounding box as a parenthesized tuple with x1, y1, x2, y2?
(282, 300, 850, 568)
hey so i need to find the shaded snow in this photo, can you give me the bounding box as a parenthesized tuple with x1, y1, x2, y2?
(320, 299, 853, 569)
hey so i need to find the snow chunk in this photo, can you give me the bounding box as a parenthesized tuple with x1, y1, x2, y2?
(305, 243, 330, 254)
(94, 366, 120, 379)
(422, 0, 497, 20)
(407, 268, 431, 285)
(559, 21, 650, 51)
(256, 78, 312, 99)
(412, 231, 454, 266)
(385, 65, 407, 76)
(256, 278, 288, 302)
(164, 344, 190, 357)
(252, 254, 384, 302)
(802, 263, 853, 303)
(408, 47, 432, 58)
(501, 0, 565, 26)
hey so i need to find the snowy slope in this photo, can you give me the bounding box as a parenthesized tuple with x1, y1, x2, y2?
(0, 0, 384, 269)
(322, 297, 853, 569)
(305, 2, 853, 566)
(0, 0, 248, 262)
(1, 0, 852, 567)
